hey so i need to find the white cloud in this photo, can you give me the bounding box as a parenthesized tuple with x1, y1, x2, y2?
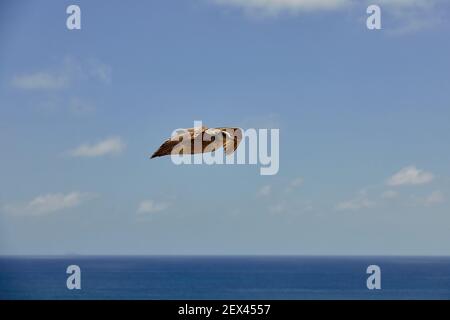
(387, 166, 434, 186)
(257, 185, 272, 197)
(212, 0, 351, 15)
(213, 0, 438, 15)
(375, 0, 446, 34)
(88, 60, 112, 84)
(286, 177, 304, 192)
(267, 200, 311, 214)
(376, 0, 437, 9)
(12, 72, 68, 90)
(290, 177, 304, 187)
(11, 57, 112, 91)
(381, 190, 399, 199)
(137, 200, 170, 214)
(269, 202, 287, 214)
(2, 192, 93, 216)
(422, 190, 445, 206)
(335, 197, 374, 211)
(69, 137, 126, 157)
(212, 0, 445, 33)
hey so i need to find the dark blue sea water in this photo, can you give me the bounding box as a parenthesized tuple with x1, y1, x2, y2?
(1, 256, 449, 299)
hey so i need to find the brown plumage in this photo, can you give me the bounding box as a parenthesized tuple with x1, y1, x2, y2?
(150, 126, 243, 159)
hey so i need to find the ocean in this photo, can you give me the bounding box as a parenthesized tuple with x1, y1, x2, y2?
(1, 256, 449, 300)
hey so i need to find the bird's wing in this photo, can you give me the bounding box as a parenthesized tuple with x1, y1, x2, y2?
(151, 126, 208, 158)
(150, 139, 180, 158)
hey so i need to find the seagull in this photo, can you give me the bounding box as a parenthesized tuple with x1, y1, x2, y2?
(150, 125, 243, 159)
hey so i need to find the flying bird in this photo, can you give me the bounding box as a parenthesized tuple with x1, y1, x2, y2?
(150, 126, 243, 159)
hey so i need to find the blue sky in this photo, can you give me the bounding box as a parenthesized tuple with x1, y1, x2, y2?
(1, 0, 450, 255)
